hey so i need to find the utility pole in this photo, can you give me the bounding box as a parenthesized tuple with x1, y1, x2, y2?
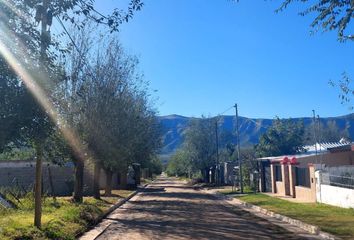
(215, 120, 219, 185)
(317, 115, 323, 168)
(312, 110, 318, 165)
(234, 104, 243, 193)
(34, 0, 49, 229)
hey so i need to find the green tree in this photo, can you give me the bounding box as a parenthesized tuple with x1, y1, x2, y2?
(167, 150, 192, 177)
(74, 37, 161, 197)
(0, 76, 25, 153)
(0, 0, 143, 227)
(277, 1, 354, 42)
(255, 118, 305, 157)
(183, 117, 217, 179)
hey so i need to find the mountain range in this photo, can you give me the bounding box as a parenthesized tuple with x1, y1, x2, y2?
(158, 113, 354, 161)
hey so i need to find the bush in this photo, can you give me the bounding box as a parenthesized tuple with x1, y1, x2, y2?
(43, 220, 73, 240)
(79, 204, 103, 225)
(3, 226, 45, 240)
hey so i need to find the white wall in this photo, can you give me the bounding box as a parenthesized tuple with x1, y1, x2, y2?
(315, 170, 354, 209)
(317, 184, 354, 209)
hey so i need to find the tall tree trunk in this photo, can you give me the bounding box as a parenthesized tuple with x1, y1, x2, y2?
(105, 169, 113, 196)
(34, 142, 43, 228)
(34, 0, 49, 229)
(73, 157, 84, 203)
(93, 162, 101, 199)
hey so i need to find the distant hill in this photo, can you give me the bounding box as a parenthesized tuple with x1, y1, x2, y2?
(158, 113, 354, 161)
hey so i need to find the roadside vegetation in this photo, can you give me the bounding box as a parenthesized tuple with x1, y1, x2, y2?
(167, 114, 350, 187)
(0, 0, 161, 237)
(236, 194, 354, 239)
(0, 190, 132, 240)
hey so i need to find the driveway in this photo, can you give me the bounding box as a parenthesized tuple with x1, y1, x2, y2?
(95, 177, 312, 240)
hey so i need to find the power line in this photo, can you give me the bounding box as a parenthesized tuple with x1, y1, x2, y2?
(234, 103, 243, 193)
(246, 118, 269, 130)
(216, 105, 268, 130)
(56, 17, 79, 52)
(55, 16, 97, 81)
(218, 106, 234, 116)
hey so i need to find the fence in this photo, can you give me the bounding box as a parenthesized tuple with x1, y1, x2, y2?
(315, 167, 354, 208)
(320, 165, 354, 189)
(321, 172, 354, 189)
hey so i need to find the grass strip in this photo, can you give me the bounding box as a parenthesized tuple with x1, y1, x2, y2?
(0, 190, 133, 240)
(235, 193, 354, 239)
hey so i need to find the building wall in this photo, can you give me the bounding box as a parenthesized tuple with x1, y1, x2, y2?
(294, 186, 315, 202)
(294, 165, 316, 202)
(275, 181, 285, 195)
(270, 164, 276, 194)
(296, 151, 354, 168)
(0, 161, 120, 196)
(268, 163, 316, 202)
(315, 169, 354, 208)
(288, 164, 296, 197)
(0, 162, 75, 196)
(317, 184, 354, 208)
(261, 151, 354, 201)
(281, 163, 290, 196)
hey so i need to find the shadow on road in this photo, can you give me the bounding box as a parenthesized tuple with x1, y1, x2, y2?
(98, 178, 308, 240)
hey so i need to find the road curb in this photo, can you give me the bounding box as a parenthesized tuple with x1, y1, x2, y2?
(78, 184, 149, 240)
(205, 190, 340, 240)
(97, 185, 147, 223)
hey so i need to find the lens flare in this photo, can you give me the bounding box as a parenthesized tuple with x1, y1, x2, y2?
(0, 25, 88, 163)
(0, 0, 31, 22)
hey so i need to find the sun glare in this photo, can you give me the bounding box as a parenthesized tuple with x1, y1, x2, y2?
(0, 0, 30, 21)
(0, 26, 88, 163)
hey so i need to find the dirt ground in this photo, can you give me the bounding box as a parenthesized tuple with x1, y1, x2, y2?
(96, 177, 310, 240)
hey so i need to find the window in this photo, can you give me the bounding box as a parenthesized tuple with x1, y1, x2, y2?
(295, 167, 311, 188)
(275, 165, 282, 181)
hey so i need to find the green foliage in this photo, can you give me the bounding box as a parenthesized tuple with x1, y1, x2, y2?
(330, 75, 354, 111)
(72, 37, 162, 173)
(239, 148, 257, 188)
(168, 116, 241, 177)
(255, 118, 305, 157)
(0, 148, 35, 161)
(0, 193, 130, 240)
(0, 0, 146, 156)
(183, 117, 217, 172)
(146, 156, 163, 175)
(166, 150, 191, 177)
(277, 0, 354, 42)
(43, 220, 73, 240)
(276, 1, 353, 111)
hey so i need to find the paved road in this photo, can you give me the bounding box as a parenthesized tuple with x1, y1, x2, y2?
(96, 177, 310, 240)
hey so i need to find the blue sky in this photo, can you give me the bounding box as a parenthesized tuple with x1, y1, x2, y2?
(97, 0, 353, 119)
